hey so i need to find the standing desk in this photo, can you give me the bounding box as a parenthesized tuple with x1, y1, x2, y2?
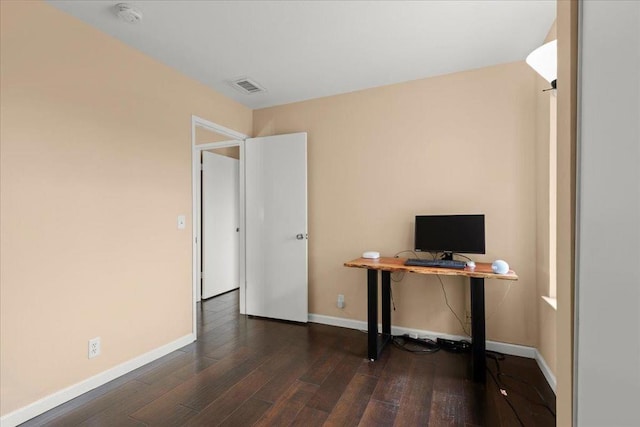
(344, 257, 518, 382)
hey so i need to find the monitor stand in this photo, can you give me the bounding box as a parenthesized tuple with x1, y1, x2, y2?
(442, 252, 454, 261)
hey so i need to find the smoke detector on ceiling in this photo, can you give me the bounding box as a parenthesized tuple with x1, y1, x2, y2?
(229, 78, 267, 95)
(114, 3, 143, 24)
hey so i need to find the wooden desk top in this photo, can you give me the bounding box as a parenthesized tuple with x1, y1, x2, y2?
(344, 257, 518, 281)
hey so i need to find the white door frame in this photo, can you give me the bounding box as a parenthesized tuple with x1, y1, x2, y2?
(191, 115, 248, 337)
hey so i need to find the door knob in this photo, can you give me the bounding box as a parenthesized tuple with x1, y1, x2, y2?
(296, 234, 304, 240)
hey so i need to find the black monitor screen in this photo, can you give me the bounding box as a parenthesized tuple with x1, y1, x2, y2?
(414, 214, 485, 255)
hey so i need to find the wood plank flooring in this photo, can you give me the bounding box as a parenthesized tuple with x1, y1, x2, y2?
(21, 290, 555, 426)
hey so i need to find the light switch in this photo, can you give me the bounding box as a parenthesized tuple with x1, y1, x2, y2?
(177, 215, 186, 230)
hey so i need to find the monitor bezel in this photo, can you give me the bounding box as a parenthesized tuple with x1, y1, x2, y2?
(414, 214, 486, 256)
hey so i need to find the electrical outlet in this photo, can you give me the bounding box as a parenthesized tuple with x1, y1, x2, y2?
(337, 294, 345, 309)
(88, 337, 101, 359)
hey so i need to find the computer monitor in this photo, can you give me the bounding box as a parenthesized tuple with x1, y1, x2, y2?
(414, 214, 485, 259)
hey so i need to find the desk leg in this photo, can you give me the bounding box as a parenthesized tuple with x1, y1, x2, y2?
(470, 277, 486, 382)
(381, 271, 391, 337)
(367, 269, 378, 360)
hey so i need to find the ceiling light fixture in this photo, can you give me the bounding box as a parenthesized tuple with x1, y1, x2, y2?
(526, 39, 557, 90)
(114, 3, 143, 24)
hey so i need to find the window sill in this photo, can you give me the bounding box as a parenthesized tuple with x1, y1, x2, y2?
(542, 296, 557, 310)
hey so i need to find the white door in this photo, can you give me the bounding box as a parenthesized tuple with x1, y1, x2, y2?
(245, 133, 308, 322)
(202, 151, 239, 299)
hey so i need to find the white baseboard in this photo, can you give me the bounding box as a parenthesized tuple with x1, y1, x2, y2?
(486, 340, 536, 358)
(535, 349, 557, 394)
(308, 313, 366, 331)
(0, 333, 195, 427)
(3, 317, 556, 427)
(308, 314, 551, 380)
(309, 313, 535, 356)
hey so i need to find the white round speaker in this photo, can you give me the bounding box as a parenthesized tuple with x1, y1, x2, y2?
(492, 260, 509, 274)
(362, 251, 380, 259)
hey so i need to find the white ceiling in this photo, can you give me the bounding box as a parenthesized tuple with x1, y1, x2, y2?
(46, 1, 556, 110)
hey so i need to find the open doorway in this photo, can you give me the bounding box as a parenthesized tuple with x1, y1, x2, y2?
(201, 147, 239, 300)
(191, 116, 248, 337)
(191, 116, 309, 338)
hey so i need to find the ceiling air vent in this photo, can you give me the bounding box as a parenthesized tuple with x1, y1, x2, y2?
(229, 77, 266, 95)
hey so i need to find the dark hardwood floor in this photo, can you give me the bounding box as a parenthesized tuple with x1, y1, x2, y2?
(22, 290, 555, 426)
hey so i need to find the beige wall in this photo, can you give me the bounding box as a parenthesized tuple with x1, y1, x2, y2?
(535, 21, 558, 377)
(1, 0, 570, 419)
(0, 0, 251, 416)
(556, 0, 579, 425)
(254, 62, 539, 346)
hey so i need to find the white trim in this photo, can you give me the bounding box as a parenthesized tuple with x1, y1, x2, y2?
(308, 313, 365, 331)
(573, 3, 585, 423)
(308, 313, 536, 358)
(486, 340, 536, 359)
(535, 349, 557, 394)
(542, 296, 558, 310)
(237, 141, 246, 314)
(0, 334, 195, 427)
(196, 140, 242, 151)
(191, 117, 199, 328)
(191, 115, 249, 336)
(308, 314, 554, 382)
(192, 115, 247, 141)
